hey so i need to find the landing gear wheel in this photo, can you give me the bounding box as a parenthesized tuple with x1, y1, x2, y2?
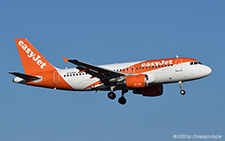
(180, 90, 186, 95)
(108, 92, 116, 100)
(118, 96, 127, 105)
(178, 81, 186, 95)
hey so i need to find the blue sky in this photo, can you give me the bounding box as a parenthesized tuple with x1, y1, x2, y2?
(1, 0, 224, 140)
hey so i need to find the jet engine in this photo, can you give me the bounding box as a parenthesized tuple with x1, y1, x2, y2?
(119, 74, 155, 88)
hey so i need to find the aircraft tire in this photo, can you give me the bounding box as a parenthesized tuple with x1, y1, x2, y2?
(180, 90, 186, 95)
(118, 96, 126, 105)
(108, 92, 116, 100)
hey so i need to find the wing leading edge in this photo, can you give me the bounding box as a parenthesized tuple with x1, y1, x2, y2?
(63, 57, 125, 80)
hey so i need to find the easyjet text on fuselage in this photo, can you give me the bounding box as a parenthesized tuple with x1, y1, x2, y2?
(141, 60, 173, 67)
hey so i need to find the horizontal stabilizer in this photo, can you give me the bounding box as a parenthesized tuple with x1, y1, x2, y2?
(9, 72, 40, 81)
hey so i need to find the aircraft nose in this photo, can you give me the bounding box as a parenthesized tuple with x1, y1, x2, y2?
(203, 65, 212, 76)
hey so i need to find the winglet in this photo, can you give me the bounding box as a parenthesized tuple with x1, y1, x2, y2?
(62, 57, 69, 63)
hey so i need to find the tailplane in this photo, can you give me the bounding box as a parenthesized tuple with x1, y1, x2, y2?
(9, 72, 41, 84)
(15, 38, 55, 74)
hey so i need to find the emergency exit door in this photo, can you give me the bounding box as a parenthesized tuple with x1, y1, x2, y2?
(53, 71, 61, 84)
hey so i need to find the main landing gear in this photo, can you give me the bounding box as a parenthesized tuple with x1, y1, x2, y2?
(108, 92, 116, 100)
(107, 86, 116, 100)
(107, 89, 128, 105)
(178, 81, 186, 95)
(118, 89, 128, 105)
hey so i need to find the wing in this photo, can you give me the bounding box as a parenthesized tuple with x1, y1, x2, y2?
(63, 57, 125, 81)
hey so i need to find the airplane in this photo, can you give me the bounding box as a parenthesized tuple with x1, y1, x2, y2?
(9, 38, 212, 105)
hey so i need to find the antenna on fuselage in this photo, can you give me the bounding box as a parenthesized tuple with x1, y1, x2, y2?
(176, 55, 179, 58)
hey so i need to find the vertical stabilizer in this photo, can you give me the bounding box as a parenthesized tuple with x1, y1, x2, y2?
(15, 38, 55, 74)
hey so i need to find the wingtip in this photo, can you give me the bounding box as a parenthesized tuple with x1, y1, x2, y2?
(9, 72, 16, 74)
(62, 57, 69, 63)
(8, 72, 13, 75)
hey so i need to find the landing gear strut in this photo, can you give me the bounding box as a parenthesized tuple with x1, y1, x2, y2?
(118, 89, 128, 105)
(178, 81, 186, 95)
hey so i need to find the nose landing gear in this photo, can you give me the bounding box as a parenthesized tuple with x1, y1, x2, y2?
(180, 89, 186, 95)
(178, 81, 186, 95)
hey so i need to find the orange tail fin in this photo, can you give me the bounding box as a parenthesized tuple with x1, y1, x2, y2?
(15, 38, 55, 74)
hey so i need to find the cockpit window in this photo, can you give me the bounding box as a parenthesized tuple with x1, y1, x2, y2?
(190, 61, 202, 65)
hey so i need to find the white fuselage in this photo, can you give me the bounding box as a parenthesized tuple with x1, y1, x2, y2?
(57, 60, 211, 91)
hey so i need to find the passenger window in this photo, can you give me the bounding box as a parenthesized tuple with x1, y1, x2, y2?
(194, 62, 198, 65)
(136, 68, 138, 70)
(64, 75, 66, 77)
(139, 67, 141, 69)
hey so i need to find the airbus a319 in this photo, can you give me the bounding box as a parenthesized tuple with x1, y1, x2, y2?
(10, 38, 212, 105)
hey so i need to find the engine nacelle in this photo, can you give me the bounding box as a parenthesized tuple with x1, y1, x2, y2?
(133, 84, 163, 97)
(124, 74, 155, 88)
(125, 74, 147, 88)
